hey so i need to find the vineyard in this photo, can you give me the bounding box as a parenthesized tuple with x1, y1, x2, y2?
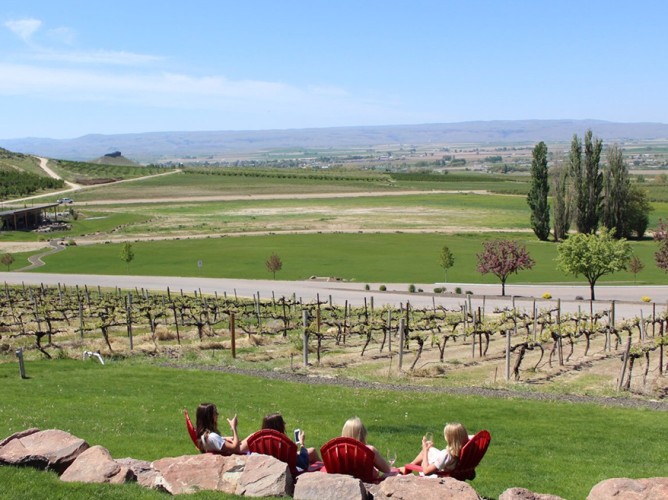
(1, 283, 666, 398)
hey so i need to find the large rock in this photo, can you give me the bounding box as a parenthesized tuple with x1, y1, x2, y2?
(235, 453, 293, 497)
(376, 474, 480, 500)
(116, 457, 159, 488)
(500, 487, 566, 500)
(61, 445, 134, 484)
(294, 472, 367, 500)
(0, 428, 89, 473)
(0, 428, 39, 447)
(151, 453, 248, 495)
(587, 477, 668, 500)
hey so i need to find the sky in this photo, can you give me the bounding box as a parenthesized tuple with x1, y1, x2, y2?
(1, 0, 667, 139)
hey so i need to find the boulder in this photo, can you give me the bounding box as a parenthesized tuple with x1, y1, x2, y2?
(376, 474, 480, 500)
(235, 453, 293, 497)
(294, 472, 367, 500)
(151, 453, 248, 495)
(116, 457, 160, 488)
(587, 477, 668, 500)
(0, 428, 88, 473)
(0, 428, 39, 447)
(500, 487, 566, 500)
(60, 445, 134, 484)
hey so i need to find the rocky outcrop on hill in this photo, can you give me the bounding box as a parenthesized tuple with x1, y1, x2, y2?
(1, 427, 666, 498)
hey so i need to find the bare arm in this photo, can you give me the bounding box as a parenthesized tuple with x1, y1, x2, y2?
(368, 445, 391, 473)
(420, 437, 439, 475)
(221, 414, 240, 453)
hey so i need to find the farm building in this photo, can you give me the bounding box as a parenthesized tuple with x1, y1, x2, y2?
(0, 203, 60, 231)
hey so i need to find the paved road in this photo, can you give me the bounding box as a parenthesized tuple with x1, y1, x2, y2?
(2, 271, 666, 321)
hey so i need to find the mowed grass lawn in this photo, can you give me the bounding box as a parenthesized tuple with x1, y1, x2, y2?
(0, 360, 665, 500)
(29, 232, 668, 285)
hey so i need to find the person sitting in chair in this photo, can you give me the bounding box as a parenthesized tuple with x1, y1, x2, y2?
(341, 416, 392, 475)
(403, 422, 469, 475)
(195, 402, 240, 455)
(240, 412, 320, 468)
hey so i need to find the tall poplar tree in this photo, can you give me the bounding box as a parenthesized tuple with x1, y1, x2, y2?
(552, 165, 570, 241)
(602, 143, 630, 238)
(527, 141, 550, 240)
(570, 130, 603, 234)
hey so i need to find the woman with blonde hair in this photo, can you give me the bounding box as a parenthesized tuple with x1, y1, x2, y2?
(403, 422, 469, 475)
(341, 416, 391, 474)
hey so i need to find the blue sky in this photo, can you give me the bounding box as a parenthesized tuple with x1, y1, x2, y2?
(1, 0, 667, 139)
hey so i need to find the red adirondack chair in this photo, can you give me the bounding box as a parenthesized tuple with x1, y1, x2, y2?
(246, 429, 299, 476)
(403, 430, 491, 481)
(320, 437, 379, 483)
(184, 408, 200, 451)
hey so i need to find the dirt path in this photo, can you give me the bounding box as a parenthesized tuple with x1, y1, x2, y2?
(78, 189, 491, 206)
(165, 363, 668, 411)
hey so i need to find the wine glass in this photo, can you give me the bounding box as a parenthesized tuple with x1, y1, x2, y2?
(387, 449, 397, 467)
(424, 432, 434, 444)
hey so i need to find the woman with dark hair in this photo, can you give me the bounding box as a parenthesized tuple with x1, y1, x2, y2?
(195, 402, 240, 455)
(241, 412, 320, 468)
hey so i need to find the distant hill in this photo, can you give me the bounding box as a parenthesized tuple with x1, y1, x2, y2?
(2, 120, 668, 162)
(89, 151, 140, 166)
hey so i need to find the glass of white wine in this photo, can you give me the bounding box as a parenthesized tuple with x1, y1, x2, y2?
(424, 431, 434, 444)
(387, 449, 397, 467)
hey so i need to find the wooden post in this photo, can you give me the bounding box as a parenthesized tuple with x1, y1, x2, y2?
(617, 335, 632, 392)
(387, 309, 392, 352)
(302, 310, 309, 367)
(79, 301, 84, 340)
(398, 318, 405, 371)
(126, 293, 133, 350)
(230, 312, 236, 359)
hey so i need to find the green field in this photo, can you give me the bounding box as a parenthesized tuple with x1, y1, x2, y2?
(0, 360, 665, 500)
(26, 232, 668, 285)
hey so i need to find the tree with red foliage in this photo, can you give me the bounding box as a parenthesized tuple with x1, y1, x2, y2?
(476, 240, 535, 296)
(654, 219, 668, 273)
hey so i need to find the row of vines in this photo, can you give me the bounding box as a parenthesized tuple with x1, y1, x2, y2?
(1, 283, 666, 393)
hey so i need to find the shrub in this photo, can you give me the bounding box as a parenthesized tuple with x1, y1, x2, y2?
(466, 290, 473, 295)
(542, 292, 552, 299)
(433, 287, 443, 293)
(379, 285, 386, 291)
(408, 284, 416, 293)
(641, 296, 651, 303)
(364, 284, 370, 291)
(455, 287, 462, 294)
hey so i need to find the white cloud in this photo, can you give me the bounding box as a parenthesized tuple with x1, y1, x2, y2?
(0, 62, 395, 125)
(5, 18, 42, 42)
(30, 49, 164, 66)
(45, 26, 76, 45)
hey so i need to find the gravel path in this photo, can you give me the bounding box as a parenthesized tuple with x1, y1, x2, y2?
(165, 363, 668, 412)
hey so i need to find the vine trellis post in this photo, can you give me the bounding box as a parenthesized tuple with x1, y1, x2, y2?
(230, 312, 236, 359)
(398, 318, 405, 372)
(126, 293, 133, 350)
(302, 309, 309, 367)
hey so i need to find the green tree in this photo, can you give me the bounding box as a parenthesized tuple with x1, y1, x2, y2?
(601, 143, 630, 238)
(570, 130, 603, 234)
(265, 252, 283, 279)
(120, 242, 134, 271)
(476, 240, 535, 296)
(552, 164, 571, 241)
(1, 253, 14, 271)
(527, 141, 550, 240)
(438, 245, 455, 282)
(626, 255, 644, 284)
(556, 228, 631, 300)
(625, 184, 652, 239)
(653, 219, 668, 273)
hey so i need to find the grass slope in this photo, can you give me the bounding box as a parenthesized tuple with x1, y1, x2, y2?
(0, 360, 665, 499)
(30, 232, 667, 285)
